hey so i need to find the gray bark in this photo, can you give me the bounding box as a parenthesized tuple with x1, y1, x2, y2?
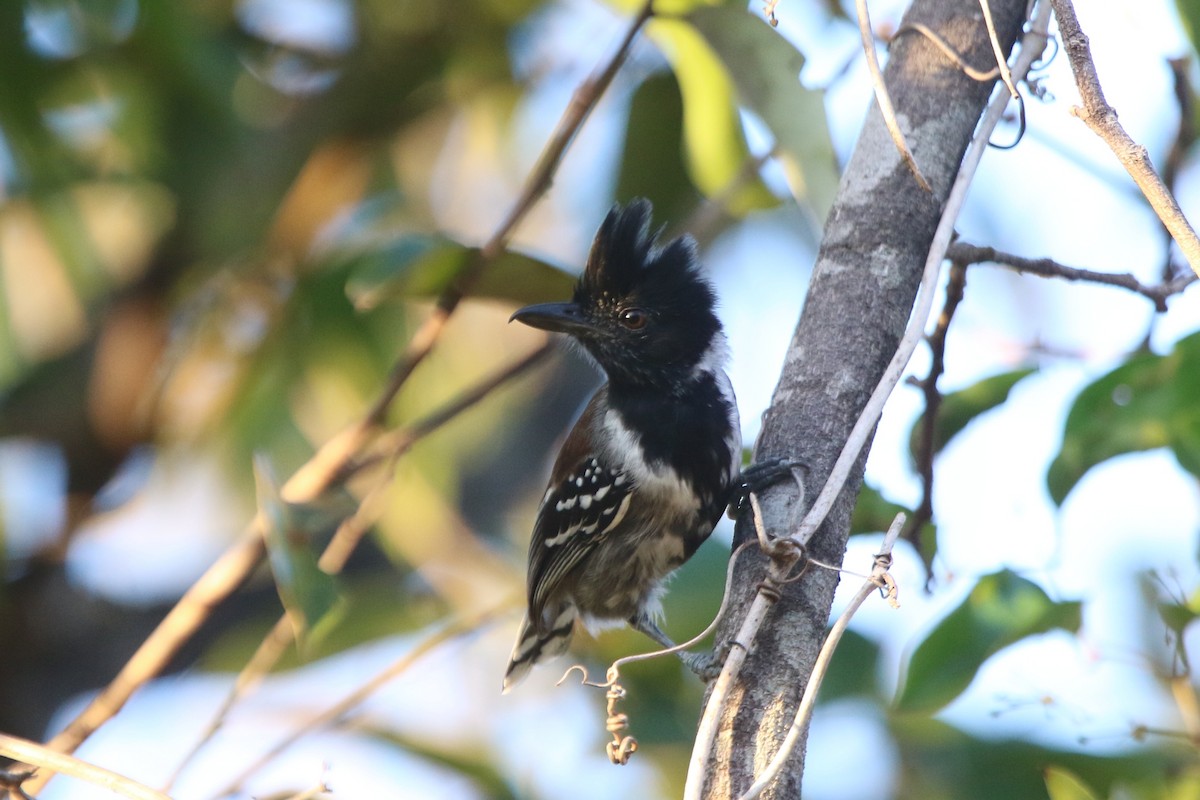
(701, 0, 1028, 796)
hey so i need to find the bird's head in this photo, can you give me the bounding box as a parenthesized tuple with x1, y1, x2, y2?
(511, 199, 723, 390)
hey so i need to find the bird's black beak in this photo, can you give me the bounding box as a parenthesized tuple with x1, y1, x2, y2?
(510, 302, 594, 336)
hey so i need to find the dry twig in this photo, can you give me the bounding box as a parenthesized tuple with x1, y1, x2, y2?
(855, 0, 932, 192)
(210, 605, 508, 800)
(1049, 0, 1200, 277)
(0, 733, 172, 800)
(894, 22, 999, 80)
(902, 262, 967, 559)
(947, 241, 1198, 312)
(163, 344, 552, 790)
(25, 2, 654, 791)
(683, 3, 1052, 796)
(737, 514, 904, 800)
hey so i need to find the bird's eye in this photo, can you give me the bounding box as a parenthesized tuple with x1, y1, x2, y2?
(618, 308, 648, 329)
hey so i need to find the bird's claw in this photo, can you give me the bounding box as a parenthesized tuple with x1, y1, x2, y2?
(680, 642, 734, 682)
(729, 457, 804, 518)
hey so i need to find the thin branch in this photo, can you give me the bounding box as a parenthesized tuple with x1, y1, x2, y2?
(0, 733, 172, 800)
(854, 0, 932, 192)
(977, 0, 1026, 149)
(277, 783, 331, 800)
(684, 497, 801, 799)
(978, 0, 1022, 120)
(348, 343, 554, 479)
(737, 514, 904, 800)
(163, 344, 553, 790)
(1160, 58, 1195, 253)
(34, 522, 269, 772)
(679, 147, 779, 244)
(902, 262, 967, 560)
(684, 3, 1052, 795)
(358, 0, 655, 430)
(893, 23, 999, 81)
(946, 241, 1198, 312)
(25, 1, 653, 787)
(556, 541, 758, 768)
(209, 605, 509, 800)
(603, 541, 755, 676)
(1049, 0, 1200, 278)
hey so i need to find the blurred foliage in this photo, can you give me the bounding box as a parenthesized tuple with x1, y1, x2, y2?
(1045, 766, 1101, 800)
(1048, 330, 1200, 504)
(253, 455, 344, 648)
(890, 715, 1182, 800)
(895, 570, 1082, 713)
(0, 0, 1195, 798)
(909, 366, 1037, 464)
(686, 5, 837, 219)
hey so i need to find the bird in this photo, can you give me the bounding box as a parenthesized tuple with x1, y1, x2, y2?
(502, 199, 787, 692)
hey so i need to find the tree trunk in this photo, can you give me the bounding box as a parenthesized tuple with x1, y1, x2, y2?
(701, 0, 1028, 796)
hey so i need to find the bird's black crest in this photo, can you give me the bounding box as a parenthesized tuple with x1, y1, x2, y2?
(577, 199, 714, 318)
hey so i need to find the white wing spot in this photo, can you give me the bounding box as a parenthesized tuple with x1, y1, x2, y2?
(545, 528, 573, 546)
(580, 495, 592, 510)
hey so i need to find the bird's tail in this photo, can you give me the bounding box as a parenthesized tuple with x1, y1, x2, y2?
(502, 603, 577, 693)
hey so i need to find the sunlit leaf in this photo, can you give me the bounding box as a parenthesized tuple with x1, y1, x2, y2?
(617, 72, 699, 225)
(686, 5, 837, 220)
(909, 367, 1036, 462)
(481, 249, 578, 305)
(894, 570, 1081, 712)
(1045, 766, 1101, 800)
(1047, 331, 1200, 505)
(648, 18, 777, 214)
(342, 236, 575, 309)
(253, 455, 342, 648)
(606, 0, 742, 17)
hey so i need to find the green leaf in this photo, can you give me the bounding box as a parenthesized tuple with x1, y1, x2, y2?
(481, 249, 578, 305)
(909, 367, 1036, 463)
(892, 715, 1180, 800)
(1148, 571, 1200, 672)
(1176, 1, 1200, 62)
(253, 456, 342, 649)
(1045, 766, 1101, 800)
(341, 236, 576, 309)
(648, 17, 777, 213)
(1047, 330, 1200, 505)
(850, 483, 910, 535)
(850, 484, 937, 569)
(686, 5, 838, 221)
(617, 72, 699, 225)
(894, 570, 1081, 713)
(820, 629, 882, 701)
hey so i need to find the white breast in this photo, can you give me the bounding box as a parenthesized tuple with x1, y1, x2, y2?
(600, 408, 700, 511)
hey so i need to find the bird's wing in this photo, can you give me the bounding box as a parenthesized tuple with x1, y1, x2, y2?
(526, 450, 634, 624)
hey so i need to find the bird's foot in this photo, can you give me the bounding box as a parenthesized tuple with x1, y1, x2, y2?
(679, 642, 734, 682)
(728, 458, 805, 518)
